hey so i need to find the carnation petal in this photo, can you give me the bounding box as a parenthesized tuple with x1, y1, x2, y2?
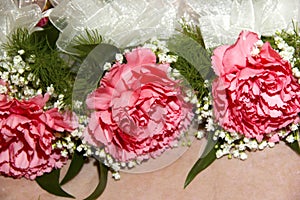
(125, 48, 156, 66)
(223, 31, 259, 72)
(212, 45, 230, 76)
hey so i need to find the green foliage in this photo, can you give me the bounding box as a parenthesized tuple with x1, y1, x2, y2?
(84, 161, 108, 200)
(285, 140, 300, 155)
(70, 29, 103, 59)
(184, 133, 219, 188)
(3, 28, 74, 106)
(35, 169, 75, 198)
(168, 30, 213, 101)
(179, 17, 206, 48)
(60, 150, 86, 185)
(171, 56, 209, 100)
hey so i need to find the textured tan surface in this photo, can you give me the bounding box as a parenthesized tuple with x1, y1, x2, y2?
(0, 140, 299, 200)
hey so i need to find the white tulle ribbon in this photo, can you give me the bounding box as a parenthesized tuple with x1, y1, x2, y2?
(185, 0, 300, 48)
(0, 1, 42, 45)
(49, 0, 182, 54)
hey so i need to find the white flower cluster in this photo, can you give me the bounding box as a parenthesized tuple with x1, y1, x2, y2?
(53, 135, 76, 158)
(143, 37, 178, 63)
(0, 50, 66, 107)
(281, 123, 299, 144)
(273, 31, 300, 83)
(85, 146, 150, 180)
(274, 34, 295, 62)
(0, 50, 36, 99)
(52, 115, 89, 158)
(250, 39, 264, 57)
(213, 130, 278, 160)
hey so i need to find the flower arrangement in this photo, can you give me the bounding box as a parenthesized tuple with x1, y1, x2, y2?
(0, 0, 299, 199)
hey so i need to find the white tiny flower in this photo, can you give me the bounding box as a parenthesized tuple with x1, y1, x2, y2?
(120, 162, 126, 168)
(13, 55, 23, 65)
(111, 163, 121, 171)
(251, 47, 260, 56)
(86, 148, 92, 156)
(127, 161, 136, 168)
(58, 94, 64, 99)
(232, 150, 239, 158)
(36, 88, 42, 95)
(290, 124, 298, 131)
(112, 172, 121, 180)
(248, 140, 258, 149)
(1, 71, 9, 81)
(47, 84, 55, 95)
(27, 54, 36, 63)
(255, 40, 264, 48)
(94, 150, 100, 156)
(292, 67, 299, 75)
(190, 95, 198, 104)
(115, 53, 123, 63)
(73, 100, 83, 109)
(67, 142, 75, 149)
(76, 145, 83, 152)
(172, 68, 181, 77)
(65, 136, 71, 142)
(17, 49, 25, 55)
(274, 36, 283, 43)
(238, 144, 246, 151)
(239, 152, 248, 160)
(295, 71, 300, 78)
(103, 62, 111, 71)
(196, 130, 204, 139)
(61, 149, 68, 157)
(268, 142, 275, 148)
(243, 137, 250, 143)
(0, 85, 7, 94)
(27, 73, 34, 81)
(99, 149, 106, 158)
(277, 42, 286, 49)
(56, 141, 63, 149)
(286, 134, 295, 143)
(258, 141, 268, 150)
(218, 131, 226, 139)
(216, 149, 223, 158)
(205, 118, 215, 131)
(203, 104, 209, 110)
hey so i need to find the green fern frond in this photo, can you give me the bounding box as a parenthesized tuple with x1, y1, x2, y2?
(3, 28, 74, 107)
(70, 29, 103, 58)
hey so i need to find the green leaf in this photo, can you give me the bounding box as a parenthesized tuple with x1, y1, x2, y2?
(35, 169, 74, 198)
(72, 43, 120, 107)
(285, 140, 300, 155)
(60, 151, 85, 185)
(184, 133, 219, 188)
(84, 161, 108, 200)
(167, 34, 213, 81)
(32, 22, 60, 49)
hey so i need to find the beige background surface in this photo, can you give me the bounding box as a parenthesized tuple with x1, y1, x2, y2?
(0, 140, 299, 200)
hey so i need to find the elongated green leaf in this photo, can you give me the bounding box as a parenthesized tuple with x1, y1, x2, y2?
(184, 134, 219, 188)
(285, 140, 300, 155)
(84, 161, 108, 200)
(35, 169, 74, 198)
(60, 151, 85, 185)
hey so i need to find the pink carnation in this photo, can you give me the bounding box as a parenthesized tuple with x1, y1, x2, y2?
(84, 48, 193, 162)
(0, 94, 75, 180)
(212, 31, 300, 142)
